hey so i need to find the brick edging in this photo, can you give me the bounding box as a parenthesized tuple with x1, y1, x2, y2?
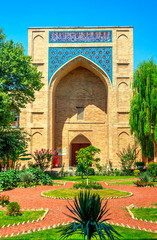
(0, 208, 49, 229)
(126, 204, 157, 224)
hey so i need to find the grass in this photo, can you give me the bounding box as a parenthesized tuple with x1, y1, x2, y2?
(0, 210, 45, 227)
(131, 207, 157, 222)
(53, 182, 64, 186)
(4, 225, 157, 239)
(108, 180, 134, 185)
(51, 175, 136, 182)
(42, 188, 131, 199)
(108, 181, 157, 186)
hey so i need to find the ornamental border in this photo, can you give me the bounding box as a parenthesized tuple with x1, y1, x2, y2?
(2, 218, 157, 238)
(49, 30, 112, 43)
(0, 208, 49, 229)
(41, 189, 133, 200)
(126, 204, 157, 224)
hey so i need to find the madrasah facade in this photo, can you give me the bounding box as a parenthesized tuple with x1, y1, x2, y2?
(20, 26, 138, 168)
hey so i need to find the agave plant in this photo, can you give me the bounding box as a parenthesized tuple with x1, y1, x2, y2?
(59, 191, 120, 240)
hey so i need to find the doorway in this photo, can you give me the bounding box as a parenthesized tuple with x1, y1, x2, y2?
(71, 143, 90, 166)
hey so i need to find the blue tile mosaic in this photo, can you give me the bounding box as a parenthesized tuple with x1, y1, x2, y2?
(49, 31, 112, 43)
(49, 47, 112, 85)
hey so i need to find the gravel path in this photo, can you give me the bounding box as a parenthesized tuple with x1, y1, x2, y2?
(0, 182, 156, 237)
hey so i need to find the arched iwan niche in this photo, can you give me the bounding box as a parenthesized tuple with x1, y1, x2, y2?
(117, 34, 129, 59)
(31, 132, 42, 154)
(33, 35, 44, 61)
(118, 132, 130, 151)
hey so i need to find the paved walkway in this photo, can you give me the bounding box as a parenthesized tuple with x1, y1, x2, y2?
(0, 182, 157, 237)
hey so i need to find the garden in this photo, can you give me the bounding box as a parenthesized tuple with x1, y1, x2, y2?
(0, 145, 156, 239)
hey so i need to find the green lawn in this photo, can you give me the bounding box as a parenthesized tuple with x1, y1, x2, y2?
(42, 188, 131, 199)
(108, 181, 157, 186)
(51, 175, 136, 182)
(131, 207, 157, 222)
(0, 210, 45, 227)
(4, 225, 157, 239)
(108, 180, 134, 185)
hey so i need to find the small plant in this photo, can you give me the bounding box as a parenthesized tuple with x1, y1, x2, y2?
(6, 202, 22, 216)
(59, 163, 66, 177)
(73, 181, 103, 189)
(0, 195, 9, 206)
(18, 171, 35, 185)
(116, 145, 139, 175)
(59, 191, 120, 240)
(147, 162, 157, 181)
(134, 169, 140, 177)
(133, 172, 154, 187)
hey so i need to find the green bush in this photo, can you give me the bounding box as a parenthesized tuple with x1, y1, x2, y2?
(73, 181, 103, 189)
(18, 171, 35, 184)
(6, 202, 22, 216)
(134, 169, 140, 177)
(138, 172, 152, 182)
(27, 168, 53, 185)
(0, 169, 20, 190)
(147, 162, 157, 181)
(135, 162, 145, 170)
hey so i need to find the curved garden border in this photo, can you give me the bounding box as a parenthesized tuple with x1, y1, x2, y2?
(126, 204, 157, 224)
(0, 208, 49, 229)
(41, 189, 133, 200)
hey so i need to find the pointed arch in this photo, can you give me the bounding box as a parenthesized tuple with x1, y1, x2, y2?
(49, 55, 112, 89)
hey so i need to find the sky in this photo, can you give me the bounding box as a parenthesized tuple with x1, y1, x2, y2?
(0, 0, 156, 70)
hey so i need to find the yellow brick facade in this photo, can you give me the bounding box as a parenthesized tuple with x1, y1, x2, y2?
(20, 26, 138, 168)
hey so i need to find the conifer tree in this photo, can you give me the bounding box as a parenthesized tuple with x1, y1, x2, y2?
(130, 59, 157, 158)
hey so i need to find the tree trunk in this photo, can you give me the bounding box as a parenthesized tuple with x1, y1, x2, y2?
(87, 167, 89, 185)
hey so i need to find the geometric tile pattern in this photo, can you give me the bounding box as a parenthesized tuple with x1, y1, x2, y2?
(49, 47, 112, 84)
(49, 31, 112, 43)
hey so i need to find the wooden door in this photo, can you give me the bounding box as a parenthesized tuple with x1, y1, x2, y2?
(71, 143, 90, 166)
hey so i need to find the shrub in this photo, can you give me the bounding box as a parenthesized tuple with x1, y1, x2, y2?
(32, 148, 55, 170)
(75, 163, 87, 178)
(18, 171, 35, 185)
(134, 170, 140, 177)
(138, 172, 152, 182)
(0, 195, 9, 206)
(27, 167, 53, 185)
(135, 162, 145, 171)
(147, 162, 157, 181)
(88, 167, 95, 176)
(0, 169, 20, 190)
(133, 180, 154, 187)
(73, 181, 103, 190)
(116, 145, 139, 175)
(6, 202, 22, 216)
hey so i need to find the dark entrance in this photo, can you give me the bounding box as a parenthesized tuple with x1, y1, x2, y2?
(71, 143, 90, 166)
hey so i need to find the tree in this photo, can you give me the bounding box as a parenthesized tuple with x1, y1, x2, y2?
(0, 28, 43, 126)
(59, 191, 120, 240)
(130, 59, 157, 158)
(0, 127, 29, 170)
(76, 145, 100, 184)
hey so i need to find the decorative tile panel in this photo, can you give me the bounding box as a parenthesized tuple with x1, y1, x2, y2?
(49, 47, 112, 84)
(49, 31, 112, 43)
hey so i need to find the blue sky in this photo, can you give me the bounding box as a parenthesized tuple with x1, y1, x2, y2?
(0, 0, 156, 69)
